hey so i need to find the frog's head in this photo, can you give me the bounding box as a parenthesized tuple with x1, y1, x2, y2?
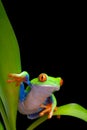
(30, 73, 63, 94)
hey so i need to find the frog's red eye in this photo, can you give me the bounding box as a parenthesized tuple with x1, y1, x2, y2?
(38, 73, 47, 82)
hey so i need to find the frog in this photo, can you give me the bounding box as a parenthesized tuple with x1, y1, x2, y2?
(7, 71, 63, 119)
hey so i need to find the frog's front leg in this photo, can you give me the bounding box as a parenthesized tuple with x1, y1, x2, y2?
(40, 94, 58, 119)
(7, 71, 30, 86)
(7, 71, 31, 102)
(19, 83, 27, 101)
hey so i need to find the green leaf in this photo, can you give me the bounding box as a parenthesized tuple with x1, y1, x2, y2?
(0, 0, 21, 130)
(0, 122, 4, 130)
(27, 103, 87, 130)
(54, 103, 87, 121)
(0, 97, 10, 130)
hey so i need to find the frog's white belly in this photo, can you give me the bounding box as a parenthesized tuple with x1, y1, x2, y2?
(18, 85, 56, 115)
(18, 92, 46, 114)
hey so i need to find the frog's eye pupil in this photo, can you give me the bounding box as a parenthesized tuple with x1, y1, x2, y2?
(41, 75, 44, 80)
(38, 73, 47, 82)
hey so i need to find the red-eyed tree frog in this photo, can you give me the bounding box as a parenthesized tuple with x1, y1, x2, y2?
(7, 71, 63, 119)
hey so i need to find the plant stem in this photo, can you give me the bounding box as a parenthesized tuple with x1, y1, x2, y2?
(26, 116, 47, 130)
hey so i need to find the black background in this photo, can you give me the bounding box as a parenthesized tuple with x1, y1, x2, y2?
(0, 0, 87, 129)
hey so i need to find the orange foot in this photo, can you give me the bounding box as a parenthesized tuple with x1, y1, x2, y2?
(7, 73, 26, 86)
(39, 104, 61, 119)
(39, 104, 58, 119)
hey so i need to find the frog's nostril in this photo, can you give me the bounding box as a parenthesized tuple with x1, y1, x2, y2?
(60, 79, 63, 86)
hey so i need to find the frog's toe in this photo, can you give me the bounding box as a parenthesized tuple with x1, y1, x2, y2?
(40, 104, 53, 118)
(57, 115, 61, 119)
(48, 111, 53, 119)
(7, 73, 26, 86)
(7, 78, 15, 82)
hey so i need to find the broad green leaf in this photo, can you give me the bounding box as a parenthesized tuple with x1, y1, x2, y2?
(0, 0, 21, 130)
(27, 103, 87, 130)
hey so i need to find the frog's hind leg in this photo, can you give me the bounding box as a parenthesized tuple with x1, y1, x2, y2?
(40, 94, 58, 119)
(27, 108, 44, 119)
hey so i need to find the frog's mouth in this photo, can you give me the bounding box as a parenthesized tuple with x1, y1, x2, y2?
(31, 85, 60, 96)
(40, 85, 60, 91)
